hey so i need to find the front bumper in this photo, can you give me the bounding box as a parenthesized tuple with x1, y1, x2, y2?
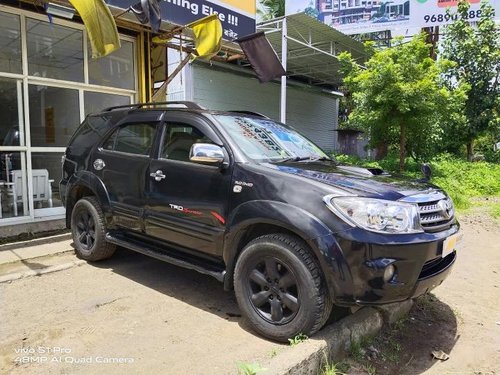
(325, 223, 460, 306)
(410, 251, 456, 298)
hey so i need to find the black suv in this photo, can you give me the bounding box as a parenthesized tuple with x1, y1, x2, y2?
(61, 101, 459, 342)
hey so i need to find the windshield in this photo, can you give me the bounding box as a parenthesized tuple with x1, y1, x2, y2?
(213, 115, 330, 162)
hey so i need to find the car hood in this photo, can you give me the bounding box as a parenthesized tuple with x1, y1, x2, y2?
(263, 161, 438, 200)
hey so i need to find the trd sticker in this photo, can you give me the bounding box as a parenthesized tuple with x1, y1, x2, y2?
(169, 204, 202, 216)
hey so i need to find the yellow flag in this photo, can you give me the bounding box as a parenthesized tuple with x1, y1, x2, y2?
(69, 0, 121, 58)
(152, 36, 172, 44)
(188, 15, 222, 59)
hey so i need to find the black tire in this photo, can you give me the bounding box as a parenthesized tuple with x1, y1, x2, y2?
(71, 196, 116, 261)
(234, 234, 333, 342)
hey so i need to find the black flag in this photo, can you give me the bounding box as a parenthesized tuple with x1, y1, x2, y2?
(236, 32, 286, 83)
(129, 0, 161, 33)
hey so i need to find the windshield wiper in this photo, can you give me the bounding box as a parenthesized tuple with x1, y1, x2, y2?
(275, 156, 331, 163)
(308, 156, 332, 162)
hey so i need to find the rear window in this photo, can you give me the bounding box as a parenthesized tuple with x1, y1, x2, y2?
(68, 114, 114, 147)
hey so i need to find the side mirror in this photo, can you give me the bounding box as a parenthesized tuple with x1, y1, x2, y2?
(421, 163, 432, 181)
(189, 143, 225, 166)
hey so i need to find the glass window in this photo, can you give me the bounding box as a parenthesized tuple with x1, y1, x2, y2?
(88, 40, 135, 90)
(0, 151, 28, 218)
(84, 92, 130, 115)
(104, 123, 156, 156)
(0, 12, 22, 74)
(0, 78, 23, 147)
(28, 85, 80, 147)
(27, 19, 84, 82)
(31, 152, 64, 210)
(161, 123, 212, 161)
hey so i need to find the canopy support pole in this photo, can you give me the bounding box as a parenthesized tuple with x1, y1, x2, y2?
(280, 18, 287, 124)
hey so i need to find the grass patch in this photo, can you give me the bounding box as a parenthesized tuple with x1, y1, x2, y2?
(490, 202, 500, 219)
(288, 333, 308, 346)
(363, 363, 377, 375)
(391, 317, 407, 331)
(268, 348, 279, 358)
(237, 362, 265, 375)
(320, 358, 350, 375)
(383, 337, 402, 363)
(349, 336, 374, 361)
(349, 340, 365, 361)
(414, 293, 438, 315)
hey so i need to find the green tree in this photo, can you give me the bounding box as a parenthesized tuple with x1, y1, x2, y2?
(257, 0, 285, 21)
(441, 0, 500, 161)
(304, 6, 319, 18)
(339, 35, 456, 171)
(304, 0, 319, 18)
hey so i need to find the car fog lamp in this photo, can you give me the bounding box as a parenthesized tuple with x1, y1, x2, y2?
(383, 264, 395, 282)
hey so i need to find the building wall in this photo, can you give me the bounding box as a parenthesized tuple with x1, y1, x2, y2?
(188, 64, 339, 152)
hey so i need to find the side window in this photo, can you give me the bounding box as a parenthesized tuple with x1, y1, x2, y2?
(102, 123, 156, 156)
(161, 123, 212, 162)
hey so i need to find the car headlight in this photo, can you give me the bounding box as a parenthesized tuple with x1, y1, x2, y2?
(323, 195, 423, 234)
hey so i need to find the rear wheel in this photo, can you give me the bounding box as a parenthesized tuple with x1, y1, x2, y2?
(234, 234, 332, 342)
(71, 196, 115, 261)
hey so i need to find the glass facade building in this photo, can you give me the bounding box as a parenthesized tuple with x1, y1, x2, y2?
(0, 6, 137, 226)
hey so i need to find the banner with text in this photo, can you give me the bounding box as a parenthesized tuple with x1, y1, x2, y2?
(285, 0, 498, 36)
(107, 0, 256, 40)
(410, 0, 498, 27)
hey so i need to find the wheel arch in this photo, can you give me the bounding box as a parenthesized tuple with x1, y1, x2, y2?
(65, 171, 112, 228)
(223, 201, 349, 301)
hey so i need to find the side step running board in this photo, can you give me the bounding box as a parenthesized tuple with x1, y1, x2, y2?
(105, 233, 226, 282)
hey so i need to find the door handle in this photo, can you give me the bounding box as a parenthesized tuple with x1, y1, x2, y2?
(150, 170, 166, 181)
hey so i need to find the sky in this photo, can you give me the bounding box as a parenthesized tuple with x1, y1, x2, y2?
(285, 0, 315, 15)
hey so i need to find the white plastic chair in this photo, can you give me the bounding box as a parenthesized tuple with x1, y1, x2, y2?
(3, 169, 53, 216)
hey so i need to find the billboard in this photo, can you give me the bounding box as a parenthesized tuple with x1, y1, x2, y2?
(107, 0, 256, 40)
(410, 0, 495, 27)
(285, 0, 499, 36)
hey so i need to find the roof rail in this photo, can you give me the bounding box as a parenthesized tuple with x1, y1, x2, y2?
(103, 101, 205, 112)
(227, 110, 270, 119)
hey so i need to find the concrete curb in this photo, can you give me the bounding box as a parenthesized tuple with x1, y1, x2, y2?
(0, 233, 72, 252)
(263, 300, 414, 374)
(0, 248, 74, 267)
(0, 235, 74, 266)
(0, 260, 85, 283)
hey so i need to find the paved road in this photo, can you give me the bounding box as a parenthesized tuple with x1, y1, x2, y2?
(0, 248, 282, 375)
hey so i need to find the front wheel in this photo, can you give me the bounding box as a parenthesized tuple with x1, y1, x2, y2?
(71, 196, 116, 261)
(234, 234, 332, 342)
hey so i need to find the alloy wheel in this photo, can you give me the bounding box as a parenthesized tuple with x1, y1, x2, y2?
(247, 256, 300, 324)
(75, 209, 96, 251)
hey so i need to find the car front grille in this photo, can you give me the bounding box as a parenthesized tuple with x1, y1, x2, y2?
(418, 198, 455, 232)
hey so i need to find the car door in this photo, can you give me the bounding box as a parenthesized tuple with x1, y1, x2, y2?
(145, 112, 232, 256)
(93, 117, 160, 231)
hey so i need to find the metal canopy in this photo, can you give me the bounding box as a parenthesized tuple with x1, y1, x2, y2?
(257, 13, 367, 123)
(258, 13, 367, 87)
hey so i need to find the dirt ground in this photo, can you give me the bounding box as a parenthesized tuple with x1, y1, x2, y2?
(0, 250, 284, 375)
(0, 205, 498, 375)
(342, 205, 500, 375)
